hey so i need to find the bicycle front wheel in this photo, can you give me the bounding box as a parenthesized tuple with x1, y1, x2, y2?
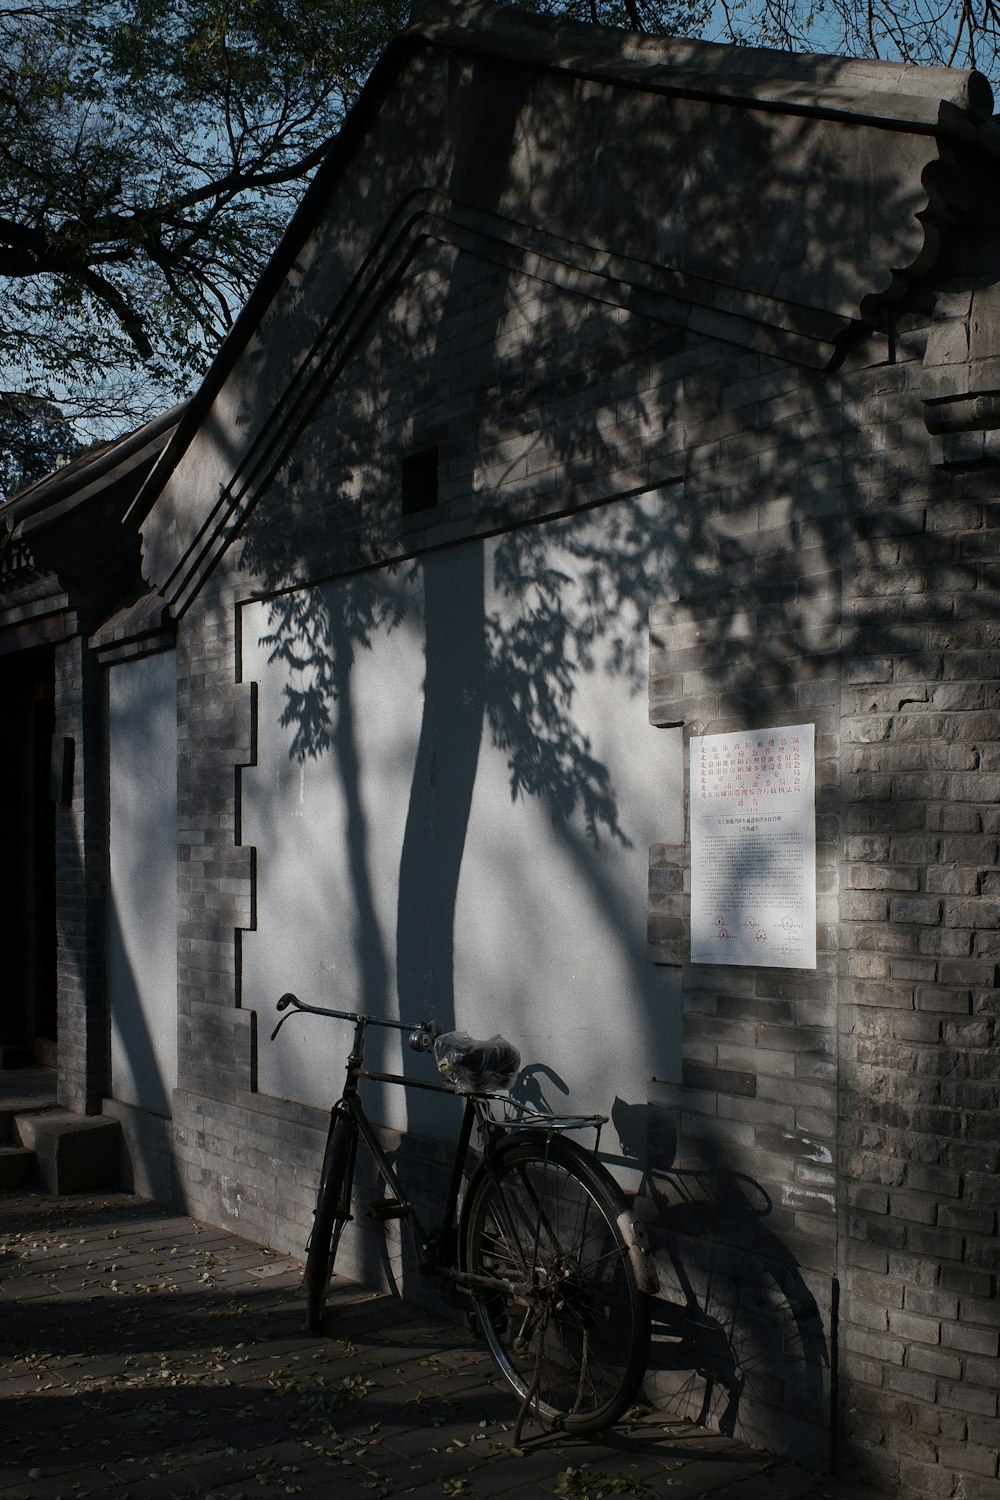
(304, 1110, 355, 1333)
(463, 1136, 649, 1434)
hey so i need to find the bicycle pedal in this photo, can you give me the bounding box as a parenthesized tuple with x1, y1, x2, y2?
(367, 1200, 410, 1221)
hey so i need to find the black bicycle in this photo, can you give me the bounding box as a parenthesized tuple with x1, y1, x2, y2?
(271, 993, 658, 1436)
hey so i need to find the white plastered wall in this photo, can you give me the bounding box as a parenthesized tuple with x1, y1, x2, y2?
(241, 493, 683, 1151)
(107, 650, 179, 1116)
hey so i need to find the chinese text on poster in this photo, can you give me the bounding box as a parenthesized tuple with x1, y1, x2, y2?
(690, 724, 816, 969)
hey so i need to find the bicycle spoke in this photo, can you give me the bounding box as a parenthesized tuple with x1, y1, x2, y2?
(464, 1137, 649, 1434)
(283, 996, 650, 1434)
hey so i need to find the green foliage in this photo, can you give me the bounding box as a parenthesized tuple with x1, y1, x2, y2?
(0, 0, 993, 451)
(0, 391, 85, 500)
(0, 0, 410, 430)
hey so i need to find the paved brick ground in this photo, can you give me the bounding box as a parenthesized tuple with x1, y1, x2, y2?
(0, 1191, 881, 1500)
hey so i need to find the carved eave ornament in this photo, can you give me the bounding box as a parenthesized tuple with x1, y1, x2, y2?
(127, 0, 996, 612)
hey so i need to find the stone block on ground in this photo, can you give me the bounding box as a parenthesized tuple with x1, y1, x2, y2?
(14, 1110, 121, 1193)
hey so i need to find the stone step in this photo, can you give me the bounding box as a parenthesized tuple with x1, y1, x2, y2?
(1, 1104, 42, 1145)
(0, 1067, 58, 1130)
(14, 1111, 121, 1194)
(0, 1142, 35, 1190)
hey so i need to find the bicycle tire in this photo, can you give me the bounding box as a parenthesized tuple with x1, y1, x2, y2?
(304, 1110, 356, 1333)
(462, 1134, 650, 1434)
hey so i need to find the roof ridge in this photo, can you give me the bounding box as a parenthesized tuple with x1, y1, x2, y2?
(408, 0, 994, 125)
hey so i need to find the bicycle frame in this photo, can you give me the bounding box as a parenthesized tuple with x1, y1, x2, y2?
(274, 991, 657, 1437)
(271, 992, 615, 1290)
(333, 1038, 482, 1272)
(274, 995, 523, 1278)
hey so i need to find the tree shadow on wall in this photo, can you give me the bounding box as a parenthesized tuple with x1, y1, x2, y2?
(223, 32, 986, 1480)
(231, 39, 958, 1035)
(236, 55, 696, 1103)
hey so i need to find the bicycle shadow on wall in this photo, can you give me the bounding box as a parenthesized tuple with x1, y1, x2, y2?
(610, 1096, 831, 1469)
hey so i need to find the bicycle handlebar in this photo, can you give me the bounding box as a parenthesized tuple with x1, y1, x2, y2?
(272, 993, 607, 1129)
(271, 991, 442, 1048)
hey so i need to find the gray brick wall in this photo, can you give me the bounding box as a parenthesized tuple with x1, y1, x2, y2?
(645, 315, 999, 1492)
(160, 225, 998, 1496)
(835, 408, 1000, 1494)
(54, 628, 109, 1114)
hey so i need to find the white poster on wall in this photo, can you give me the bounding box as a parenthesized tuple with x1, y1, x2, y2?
(690, 723, 816, 969)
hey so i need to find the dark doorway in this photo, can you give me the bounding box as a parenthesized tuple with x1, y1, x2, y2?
(0, 645, 57, 1060)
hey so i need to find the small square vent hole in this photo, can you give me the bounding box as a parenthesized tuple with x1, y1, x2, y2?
(401, 446, 439, 517)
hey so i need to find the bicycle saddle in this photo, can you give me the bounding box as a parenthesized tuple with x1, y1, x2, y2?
(433, 1031, 521, 1092)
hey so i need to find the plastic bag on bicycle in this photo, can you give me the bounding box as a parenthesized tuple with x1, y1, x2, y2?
(432, 1031, 520, 1092)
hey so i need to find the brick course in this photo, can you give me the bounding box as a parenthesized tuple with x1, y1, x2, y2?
(643, 307, 999, 1493)
(69, 26, 1000, 1500)
(53, 628, 109, 1114)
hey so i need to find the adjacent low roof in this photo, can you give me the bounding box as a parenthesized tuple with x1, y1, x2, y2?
(2, 404, 184, 610)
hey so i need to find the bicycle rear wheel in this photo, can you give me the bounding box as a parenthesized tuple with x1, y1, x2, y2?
(304, 1110, 356, 1333)
(462, 1135, 649, 1434)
